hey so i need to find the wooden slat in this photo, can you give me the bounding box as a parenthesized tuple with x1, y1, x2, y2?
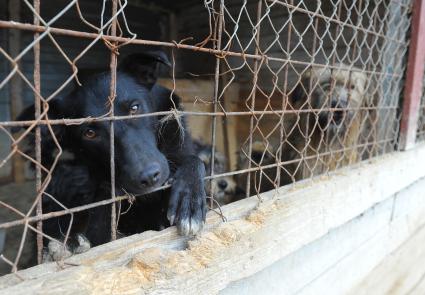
(409, 275, 425, 295)
(348, 222, 425, 295)
(222, 177, 425, 295)
(1, 145, 425, 294)
(157, 78, 240, 155)
(399, 0, 425, 150)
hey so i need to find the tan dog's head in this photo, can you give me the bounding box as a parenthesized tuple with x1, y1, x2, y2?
(291, 64, 367, 135)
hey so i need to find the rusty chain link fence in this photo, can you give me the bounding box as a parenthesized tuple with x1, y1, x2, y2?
(0, 0, 420, 280)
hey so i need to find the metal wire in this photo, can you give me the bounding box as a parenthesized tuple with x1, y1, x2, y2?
(0, 0, 419, 279)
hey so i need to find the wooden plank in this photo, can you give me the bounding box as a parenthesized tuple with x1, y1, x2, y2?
(221, 176, 425, 295)
(221, 77, 240, 170)
(157, 78, 240, 155)
(347, 220, 425, 295)
(399, 0, 425, 150)
(409, 275, 425, 295)
(298, 178, 425, 295)
(1, 145, 425, 294)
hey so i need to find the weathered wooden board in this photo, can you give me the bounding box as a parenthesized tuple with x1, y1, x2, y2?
(222, 176, 425, 295)
(399, 0, 425, 150)
(347, 211, 425, 295)
(1, 145, 425, 294)
(297, 177, 425, 295)
(409, 275, 425, 295)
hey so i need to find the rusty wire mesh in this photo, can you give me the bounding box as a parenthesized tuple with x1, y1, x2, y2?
(0, 0, 417, 278)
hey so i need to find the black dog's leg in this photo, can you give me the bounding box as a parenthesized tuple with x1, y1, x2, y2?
(41, 162, 96, 261)
(168, 154, 206, 235)
(159, 119, 207, 235)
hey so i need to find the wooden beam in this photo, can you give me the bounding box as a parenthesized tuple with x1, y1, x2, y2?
(399, 0, 425, 150)
(221, 75, 240, 170)
(157, 78, 240, 155)
(299, 178, 425, 295)
(348, 218, 425, 295)
(222, 177, 425, 295)
(1, 145, 425, 294)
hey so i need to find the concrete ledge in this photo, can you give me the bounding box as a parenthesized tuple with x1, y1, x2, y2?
(1, 144, 425, 294)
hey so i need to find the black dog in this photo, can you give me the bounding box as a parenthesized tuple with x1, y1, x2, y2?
(16, 51, 206, 259)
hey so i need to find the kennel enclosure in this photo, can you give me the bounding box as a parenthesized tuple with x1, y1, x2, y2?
(0, 0, 425, 293)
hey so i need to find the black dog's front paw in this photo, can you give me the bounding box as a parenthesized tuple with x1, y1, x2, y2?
(167, 156, 207, 236)
(42, 234, 91, 262)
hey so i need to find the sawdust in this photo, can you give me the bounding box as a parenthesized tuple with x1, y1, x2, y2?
(246, 201, 278, 225)
(246, 209, 266, 225)
(128, 248, 165, 281)
(89, 266, 149, 295)
(127, 221, 247, 279)
(123, 200, 279, 286)
(187, 222, 245, 266)
(53, 201, 282, 294)
(129, 247, 203, 281)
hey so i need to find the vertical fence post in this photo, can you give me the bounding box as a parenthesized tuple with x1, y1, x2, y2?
(245, 0, 263, 198)
(399, 0, 425, 150)
(109, 0, 118, 241)
(33, 0, 43, 265)
(210, 0, 224, 208)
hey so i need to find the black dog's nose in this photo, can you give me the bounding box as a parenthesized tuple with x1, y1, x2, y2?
(218, 179, 228, 190)
(140, 163, 161, 187)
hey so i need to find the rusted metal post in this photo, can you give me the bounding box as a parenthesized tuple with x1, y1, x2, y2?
(210, 0, 224, 208)
(245, 0, 263, 198)
(33, 0, 43, 265)
(399, 0, 425, 150)
(109, 0, 118, 241)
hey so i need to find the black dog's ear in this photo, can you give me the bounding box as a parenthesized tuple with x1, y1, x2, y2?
(119, 50, 171, 89)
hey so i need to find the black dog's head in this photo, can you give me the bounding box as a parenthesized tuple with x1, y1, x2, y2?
(17, 51, 174, 195)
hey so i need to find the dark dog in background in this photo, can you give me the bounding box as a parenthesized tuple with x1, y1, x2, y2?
(193, 140, 242, 207)
(15, 51, 206, 261)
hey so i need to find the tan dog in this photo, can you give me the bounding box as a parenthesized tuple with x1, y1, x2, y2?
(281, 64, 367, 182)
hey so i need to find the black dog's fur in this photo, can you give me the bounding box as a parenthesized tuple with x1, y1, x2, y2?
(16, 51, 206, 255)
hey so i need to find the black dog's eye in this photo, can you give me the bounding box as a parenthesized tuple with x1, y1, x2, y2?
(129, 103, 139, 115)
(84, 128, 96, 139)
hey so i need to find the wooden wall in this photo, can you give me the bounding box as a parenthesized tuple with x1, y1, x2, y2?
(1, 141, 424, 294)
(158, 78, 240, 169)
(223, 174, 425, 295)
